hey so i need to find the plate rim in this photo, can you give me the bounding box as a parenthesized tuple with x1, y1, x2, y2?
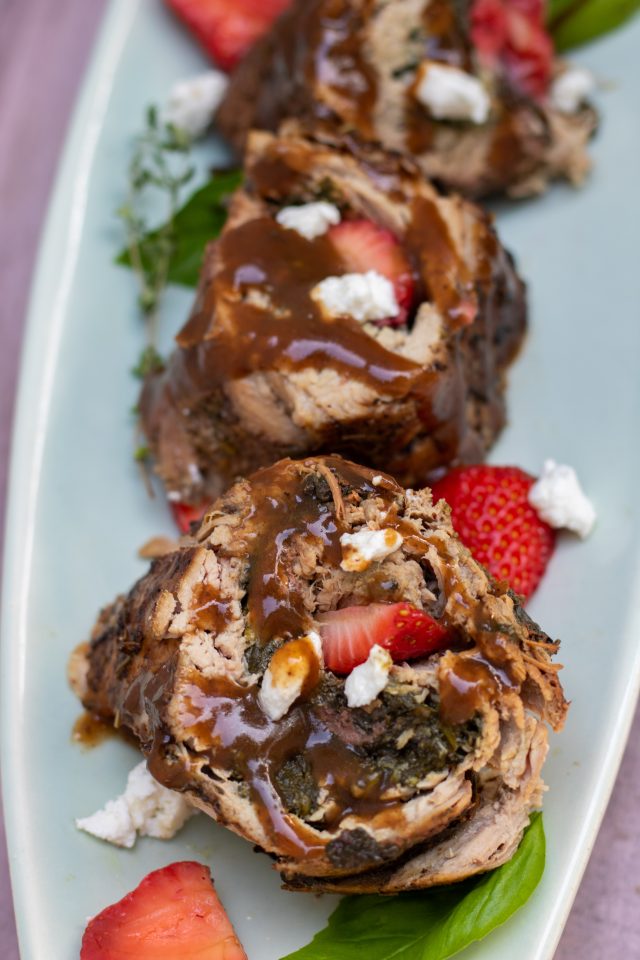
(0, 1, 142, 956)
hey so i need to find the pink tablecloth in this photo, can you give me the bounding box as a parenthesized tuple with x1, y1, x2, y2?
(0, 1, 638, 957)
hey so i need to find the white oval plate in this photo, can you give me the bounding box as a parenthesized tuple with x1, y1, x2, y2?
(2, 1, 640, 957)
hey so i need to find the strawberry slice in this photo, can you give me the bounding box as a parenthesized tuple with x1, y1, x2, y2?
(319, 602, 451, 674)
(171, 499, 208, 534)
(471, 0, 553, 100)
(165, 0, 292, 72)
(327, 220, 416, 326)
(81, 861, 247, 960)
(431, 465, 556, 601)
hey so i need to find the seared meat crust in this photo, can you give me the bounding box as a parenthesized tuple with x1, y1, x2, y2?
(217, 0, 597, 199)
(78, 456, 566, 890)
(141, 130, 526, 506)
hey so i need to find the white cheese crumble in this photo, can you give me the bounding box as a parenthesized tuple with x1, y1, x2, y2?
(345, 645, 392, 708)
(76, 761, 194, 848)
(371, 475, 383, 486)
(414, 61, 490, 124)
(528, 460, 596, 538)
(258, 632, 323, 722)
(311, 271, 399, 322)
(276, 202, 341, 240)
(340, 527, 403, 572)
(550, 67, 594, 114)
(164, 71, 228, 139)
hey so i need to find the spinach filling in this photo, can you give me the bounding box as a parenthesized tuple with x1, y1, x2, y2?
(275, 677, 481, 822)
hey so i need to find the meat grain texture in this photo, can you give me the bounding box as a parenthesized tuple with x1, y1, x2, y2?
(141, 130, 526, 507)
(74, 457, 567, 892)
(217, 0, 597, 198)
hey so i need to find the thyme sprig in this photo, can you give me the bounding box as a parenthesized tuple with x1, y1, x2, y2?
(118, 105, 195, 347)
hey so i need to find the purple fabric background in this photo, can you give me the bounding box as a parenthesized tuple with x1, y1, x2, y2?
(0, 0, 638, 956)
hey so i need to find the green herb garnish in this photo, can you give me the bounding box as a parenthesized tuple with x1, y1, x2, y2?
(117, 161, 242, 293)
(133, 445, 151, 463)
(132, 345, 165, 380)
(548, 0, 640, 50)
(281, 813, 545, 960)
(117, 106, 196, 330)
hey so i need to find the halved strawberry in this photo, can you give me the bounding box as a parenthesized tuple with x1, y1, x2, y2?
(319, 602, 451, 674)
(327, 220, 416, 326)
(81, 861, 247, 960)
(165, 0, 292, 73)
(471, 0, 553, 100)
(170, 499, 208, 534)
(503, 6, 554, 101)
(431, 465, 556, 601)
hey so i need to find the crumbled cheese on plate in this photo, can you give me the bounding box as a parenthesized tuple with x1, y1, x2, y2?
(76, 761, 194, 848)
(164, 70, 228, 139)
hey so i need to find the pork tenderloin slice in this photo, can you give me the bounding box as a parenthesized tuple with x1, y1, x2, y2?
(141, 130, 526, 505)
(216, 0, 596, 200)
(77, 457, 566, 886)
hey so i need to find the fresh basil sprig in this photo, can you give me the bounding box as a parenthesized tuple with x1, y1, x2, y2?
(281, 813, 545, 960)
(547, 0, 640, 51)
(117, 168, 242, 290)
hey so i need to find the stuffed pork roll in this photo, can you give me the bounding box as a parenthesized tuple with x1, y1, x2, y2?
(216, 0, 597, 199)
(74, 456, 567, 892)
(141, 129, 526, 509)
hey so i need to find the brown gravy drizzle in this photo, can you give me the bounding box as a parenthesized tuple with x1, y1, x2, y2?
(173, 216, 421, 400)
(143, 129, 512, 489)
(178, 676, 401, 859)
(124, 460, 528, 856)
(72, 711, 117, 749)
(308, 0, 378, 138)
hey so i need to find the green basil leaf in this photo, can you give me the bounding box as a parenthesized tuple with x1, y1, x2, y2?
(547, 0, 640, 51)
(281, 813, 545, 960)
(116, 169, 242, 288)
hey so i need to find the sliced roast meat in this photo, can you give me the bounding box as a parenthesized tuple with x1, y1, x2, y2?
(216, 0, 597, 199)
(140, 130, 526, 507)
(75, 456, 567, 889)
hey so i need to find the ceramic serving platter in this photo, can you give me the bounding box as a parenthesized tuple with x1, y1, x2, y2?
(2, 1, 640, 957)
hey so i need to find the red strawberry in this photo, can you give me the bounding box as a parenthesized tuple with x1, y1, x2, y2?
(327, 220, 416, 326)
(165, 0, 292, 72)
(471, 0, 553, 100)
(503, 6, 554, 101)
(431, 465, 556, 600)
(171, 499, 208, 534)
(470, 0, 509, 60)
(81, 861, 247, 960)
(319, 602, 451, 674)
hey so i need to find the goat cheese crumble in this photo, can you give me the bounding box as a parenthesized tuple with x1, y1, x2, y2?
(258, 632, 323, 721)
(340, 527, 403, 572)
(550, 67, 594, 114)
(276, 202, 341, 240)
(76, 761, 194, 848)
(312, 271, 399, 322)
(414, 62, 490, 124)
(164, 71, 228, 139)
(345, 645, 393, 708)
(528, 460, 596, 538)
